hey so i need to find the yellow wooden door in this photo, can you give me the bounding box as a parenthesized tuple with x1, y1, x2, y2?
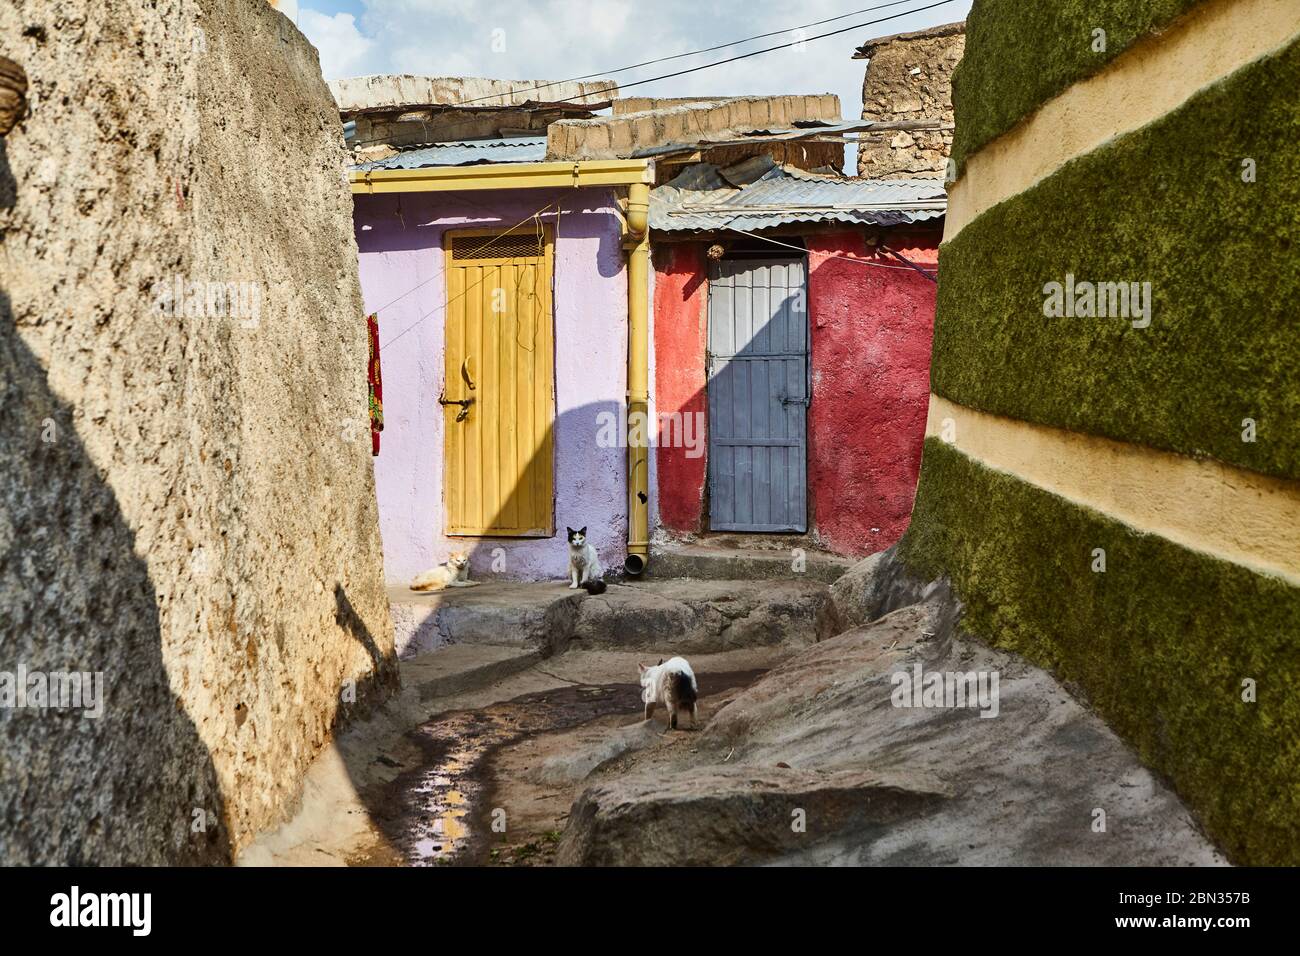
(443, 226, 555, 536)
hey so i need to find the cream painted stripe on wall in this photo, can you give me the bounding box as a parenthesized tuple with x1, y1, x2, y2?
(945, 0, 1300, 241)
(925, 395, 1300, 585)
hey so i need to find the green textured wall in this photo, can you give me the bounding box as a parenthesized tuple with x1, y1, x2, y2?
(900, 440, 1300, 864)
(951, 0, 1206, 171)
(934, 36, 1300, 481)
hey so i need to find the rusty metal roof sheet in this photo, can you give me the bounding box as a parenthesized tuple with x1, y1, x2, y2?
(650, 155, 946, 232)
(352, 137, 548, 171)
(628, 119, 874, 159)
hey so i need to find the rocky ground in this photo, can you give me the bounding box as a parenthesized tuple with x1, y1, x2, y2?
(240, 553, 1226, 867)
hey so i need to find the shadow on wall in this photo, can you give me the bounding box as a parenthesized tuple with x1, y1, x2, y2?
(362, 192, 631, 584)
(332, 582, 401, 726)
(448, 398, 626, 584)
(0, 140, 14, 210)
(654, 237, 938, 554)
(0, 288, 230, 865)
(436, 265, 810, 584)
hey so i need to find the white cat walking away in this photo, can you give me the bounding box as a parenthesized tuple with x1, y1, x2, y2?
(639, 656, 699, 732)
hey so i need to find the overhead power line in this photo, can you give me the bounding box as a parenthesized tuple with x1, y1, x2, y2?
(351, 0, 960, 150)
(725, 226, 938, 278)
(575, 0, 959, 103)
(377, 199, 561, 350)
(448, 0, 943, 108)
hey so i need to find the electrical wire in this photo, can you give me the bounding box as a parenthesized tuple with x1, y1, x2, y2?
(724, 225, 937, 276)
(377, 200, 560, 350)
(350, 0, 959, 150)
(459, 0, 960, 106)
(446, 0, 943, 108)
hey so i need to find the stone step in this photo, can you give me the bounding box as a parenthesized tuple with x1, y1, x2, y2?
(399, 644, 544, 703)
(389, 577, 838, 660)
(571, 579, 837, 652)
(648, 541, 855, 585)
(389, 583, 580, 659)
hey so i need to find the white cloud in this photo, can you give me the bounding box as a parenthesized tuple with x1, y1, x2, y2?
(299, 10, 376, 80)
(298, 0, 974, 167)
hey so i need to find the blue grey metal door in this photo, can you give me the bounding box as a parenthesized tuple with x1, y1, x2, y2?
(706, 257, 808, 532)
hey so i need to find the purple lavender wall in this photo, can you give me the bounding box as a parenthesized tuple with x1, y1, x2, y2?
(355, 188, 628, 584)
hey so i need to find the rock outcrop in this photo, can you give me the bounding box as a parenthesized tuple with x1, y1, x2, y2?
(558, 570, 1225, 866)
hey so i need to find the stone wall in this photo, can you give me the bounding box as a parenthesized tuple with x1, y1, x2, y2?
(351, 108, 563, 150)
(330, 75, 615, 113)
(0, 0, 394, 864)
(854, 22, 964, 178)
(903, 0, 1300, 864)
(548, 95, 842, 161)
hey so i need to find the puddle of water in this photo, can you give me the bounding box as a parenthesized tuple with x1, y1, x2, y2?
(361, 671, 767, 866)
(408, 746, 473, 864)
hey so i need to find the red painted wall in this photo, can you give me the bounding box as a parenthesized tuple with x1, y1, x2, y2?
(805, 229, 937, 554)
(652, 243, 709, 533)
(650, 228, 938, 555)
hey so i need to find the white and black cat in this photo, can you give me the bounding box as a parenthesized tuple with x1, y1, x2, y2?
(639, 657, 699, 731)
(566, 526, 606, 594)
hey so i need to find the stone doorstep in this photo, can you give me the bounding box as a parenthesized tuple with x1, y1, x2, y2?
(389, 576, 836, 663)
(648, 540, 855, 584)
(388, 582, 580, 660)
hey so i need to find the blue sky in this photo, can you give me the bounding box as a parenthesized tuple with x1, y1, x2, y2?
(281, 0, 972, 130)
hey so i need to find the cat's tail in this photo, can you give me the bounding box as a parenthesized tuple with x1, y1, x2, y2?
(582, 579, 607, 595)
(409, 570, 444, 592)
(672, 670, 697, 704)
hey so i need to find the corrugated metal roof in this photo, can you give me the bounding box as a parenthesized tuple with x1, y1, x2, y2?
(352, 137, 548, 171)
(629, 119, 874, 159)
(650, 155, 946, 232)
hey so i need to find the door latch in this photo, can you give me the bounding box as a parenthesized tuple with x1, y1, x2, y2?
(779, 393, 810, 407)
(438, 392, 475, 422)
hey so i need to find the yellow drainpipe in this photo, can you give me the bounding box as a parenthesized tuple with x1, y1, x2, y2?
(623, 181, 651, 575)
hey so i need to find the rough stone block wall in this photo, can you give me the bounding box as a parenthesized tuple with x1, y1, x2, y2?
(856, 25, 964, 178)
(352, 108, 561, 150)
(549, 95, 842, 161)
(0, 0, 394, 864)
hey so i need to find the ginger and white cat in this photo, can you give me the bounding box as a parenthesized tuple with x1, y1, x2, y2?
(566, 526, 606, 594)
(639, 656, 698, 732)
(409, 551, 479, 591)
